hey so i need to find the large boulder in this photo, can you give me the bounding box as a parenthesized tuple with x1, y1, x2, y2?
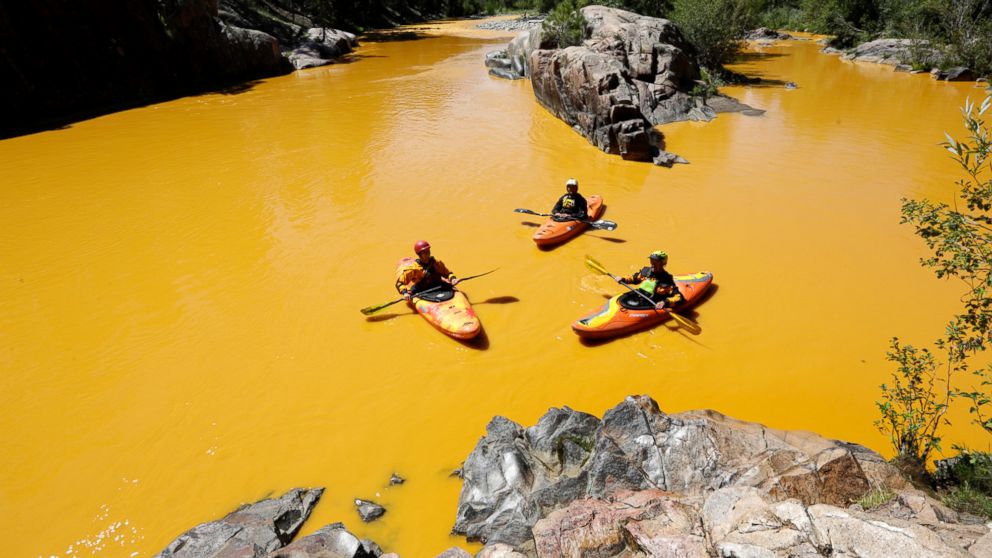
(488, 6, 757, 165)
(285, 28, 358, 70)
(453, 395, 916, 551)
(154, 488, 323, 558)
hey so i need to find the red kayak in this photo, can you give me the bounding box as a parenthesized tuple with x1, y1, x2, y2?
(572, 272, 713, 339)
(533, 195, 604, 247)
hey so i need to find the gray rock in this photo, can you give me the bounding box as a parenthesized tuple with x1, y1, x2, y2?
(489, 6, 757, 165)
(355, 498, 386, 522)
(154, 487, 323, 558)
(746, 27, 793, 41)
(389, 473, 405, 486)
(259, 522, 381, 558)
(452, 396, 914, 552)
(435, 548, 473, 558)
(284, 28, 357, 70)
(943, 67, 976, 81)
(489, 68, 524, 80)
(843, 38, 943, 68)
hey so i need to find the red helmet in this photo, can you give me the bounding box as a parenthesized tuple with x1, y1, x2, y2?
(414, 240, 431, 254)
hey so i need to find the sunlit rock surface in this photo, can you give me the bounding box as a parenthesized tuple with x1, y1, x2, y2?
(454, 395, 991, 557)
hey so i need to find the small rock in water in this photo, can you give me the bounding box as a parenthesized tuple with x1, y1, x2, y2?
(355, 498, 386, 522)
(389, 473, 405, 485)
(785, 81, 798, 89)
(450, 467, 464, 478)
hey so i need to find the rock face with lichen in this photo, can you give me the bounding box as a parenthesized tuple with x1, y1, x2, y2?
(454, 395, 992, 557)
(486, 5, 759, 166)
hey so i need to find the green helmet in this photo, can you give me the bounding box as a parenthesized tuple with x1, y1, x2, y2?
(649, 250, 668, 263)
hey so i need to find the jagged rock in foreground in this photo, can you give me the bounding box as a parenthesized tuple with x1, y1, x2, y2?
(487, 6, 760, 166)
(454, 395, 992, 557)
(260, 523, 382, 558)
(154, 488, 324, 558)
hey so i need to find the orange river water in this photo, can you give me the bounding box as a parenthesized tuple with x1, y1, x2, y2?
(2, 16, 991, 558)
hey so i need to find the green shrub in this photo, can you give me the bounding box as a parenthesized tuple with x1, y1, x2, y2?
(671, 0, 755, 68)
(875, 338, 951, 466)
(942, 482, 992, 518)
(542, 0, 587, 48)
(879, 95, 992, 469)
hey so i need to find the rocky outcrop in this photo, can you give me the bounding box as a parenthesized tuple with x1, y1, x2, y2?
(284, 28, 358, 70)
(0, 0, 294, 137)
(219, 1, 358, 71)
(746, 27, 794, 41)
(529, 486, 991, 558)
(453, 395, 992, 556)
(486, 6, 759, 166)
(932, 66, 976, 82)
(153, 487, 388, 558)
(1, 0, 358, 137)
(831, 38, 946, 70)
(154, 488, 323, 558)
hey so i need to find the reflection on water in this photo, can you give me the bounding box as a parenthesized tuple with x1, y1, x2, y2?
(0, 20, 988, 558)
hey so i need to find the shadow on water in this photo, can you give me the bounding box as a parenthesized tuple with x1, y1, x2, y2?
(734, 51, 789, 63)
(744, 78, 796, 89)
(364, 310, 413, 323)
(520, 221, 540, 228)
(590, 235, 626, 243)
(475, 295, 520, 305)
(2, 76, 273, 139)
(360, 30, 436, 43)
(459, 327, 490, 350)
(201, 79, 265, 96)
(329, 53, 386, 64)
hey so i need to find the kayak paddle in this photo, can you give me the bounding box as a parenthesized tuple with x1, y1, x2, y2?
(514, 208, 618, 231)
(584, 255, 701, 334)
(360, 268, 498, 316)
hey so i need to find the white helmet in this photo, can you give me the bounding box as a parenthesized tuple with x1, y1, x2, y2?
(566, 178, 578, 188)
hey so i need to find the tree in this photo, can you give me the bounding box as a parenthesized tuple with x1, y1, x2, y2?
(877, 95, 992, 467)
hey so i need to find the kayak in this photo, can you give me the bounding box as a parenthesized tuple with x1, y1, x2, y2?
(532, 195, 604, 247)
(395, 257, 481, 340)
(571, 271, 713, 339)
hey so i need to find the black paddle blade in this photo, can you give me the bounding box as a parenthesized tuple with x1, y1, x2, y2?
(588, 220, 618, 231)
(514, 208, 547, 217)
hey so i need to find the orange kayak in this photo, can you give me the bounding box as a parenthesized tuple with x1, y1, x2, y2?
(395, 257, 481, 340)
(571, 272, 713, 339)
(532, 195, 604, 247)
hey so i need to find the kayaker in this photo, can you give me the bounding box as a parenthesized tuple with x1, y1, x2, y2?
(396, 240, 460, 300)
(551, 178, 588, 222)
(619, 251, 684, 309)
